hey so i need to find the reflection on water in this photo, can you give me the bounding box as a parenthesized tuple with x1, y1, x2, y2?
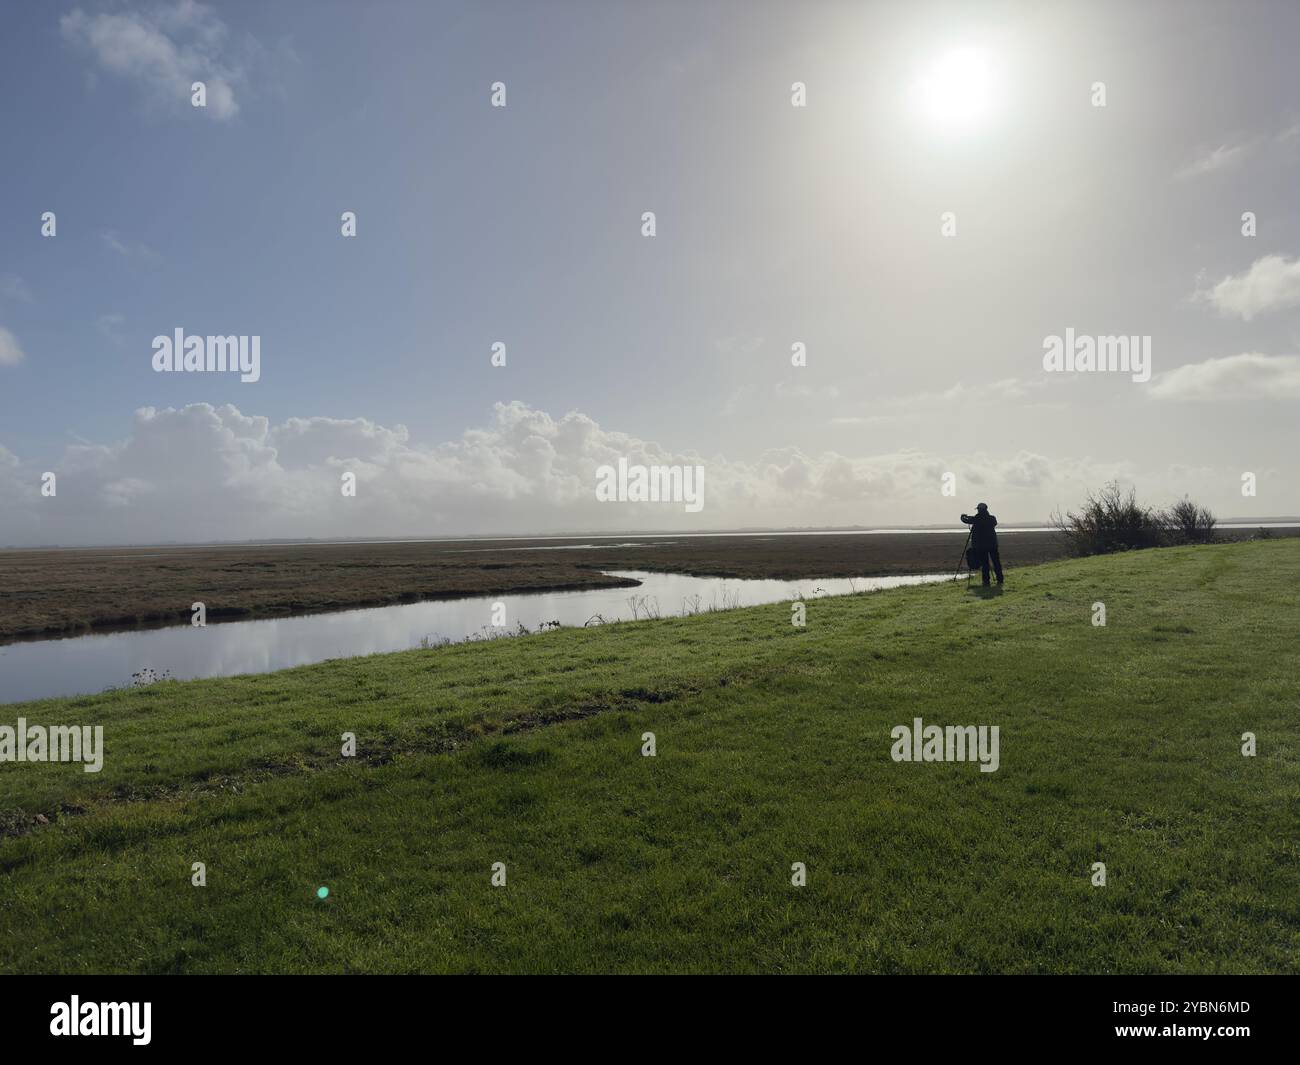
(0, 570, 953, 704)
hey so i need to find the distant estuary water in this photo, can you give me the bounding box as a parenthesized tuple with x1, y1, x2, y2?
(0, 570, 954, 704)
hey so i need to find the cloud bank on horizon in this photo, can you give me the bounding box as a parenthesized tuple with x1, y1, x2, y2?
(0, 400, 1279, 546)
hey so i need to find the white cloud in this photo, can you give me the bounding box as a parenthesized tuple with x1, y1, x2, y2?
(773, 380, 841, 401)
(61, 2, 244, 120)
(0, 326, 25, 366)
(1175, 140, 1254, 180)
(724, 378, 843, 416)
(101, 231, 162, 263)
(712, 336, 765, 355)
(1149, 352, 1300, 401)
(0, 274, 33, 303)
(1194, 254, 1300, 320)
(97, 312, 127, 344)
(825, 377, 1051, 426)
(0, 401, 1219, 546)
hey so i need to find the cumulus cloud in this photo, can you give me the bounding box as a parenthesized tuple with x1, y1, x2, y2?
(1194, 254, 1300, 320)
(61, 1, 245, 120)
(0, 326, 25, 366)
(1149, 353, 1300, 401)
(0, 401, 1219, 546)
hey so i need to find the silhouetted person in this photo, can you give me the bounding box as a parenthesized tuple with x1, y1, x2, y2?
(960, 502, 1003, 586)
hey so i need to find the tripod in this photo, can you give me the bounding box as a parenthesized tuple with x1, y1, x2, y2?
(953, 526, 974, 586)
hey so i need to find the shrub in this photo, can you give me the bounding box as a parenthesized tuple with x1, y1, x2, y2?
(1054, 483, 1218, 556)
(1052, 483, 1166, 556)
(1158, 496, 1217, 544)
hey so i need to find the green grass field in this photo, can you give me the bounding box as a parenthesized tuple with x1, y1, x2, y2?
(1, 539, 1296, 973)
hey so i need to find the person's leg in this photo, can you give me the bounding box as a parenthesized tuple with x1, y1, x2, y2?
(979, 547, 991, 586)
(991, 546, 1003, 583)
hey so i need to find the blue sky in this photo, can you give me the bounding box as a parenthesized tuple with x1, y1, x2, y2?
(2, 1, 1299, 544)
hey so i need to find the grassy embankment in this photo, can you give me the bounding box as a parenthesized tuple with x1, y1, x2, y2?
(0, 539, 1296, 973)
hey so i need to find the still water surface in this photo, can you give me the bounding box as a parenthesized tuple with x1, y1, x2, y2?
(0, 570, 953, 704)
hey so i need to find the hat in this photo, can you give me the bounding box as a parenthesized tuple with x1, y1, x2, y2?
(975, 502, 988, 511)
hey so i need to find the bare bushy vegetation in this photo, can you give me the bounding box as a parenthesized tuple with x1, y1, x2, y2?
(1053, 482, 1217, 556)
(1161, 495, 1218, 544)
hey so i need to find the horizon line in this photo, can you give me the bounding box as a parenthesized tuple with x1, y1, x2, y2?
(5, 518, 1300, 552)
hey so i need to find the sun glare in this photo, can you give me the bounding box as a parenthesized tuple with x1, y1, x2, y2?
(912, 46, 999, 135)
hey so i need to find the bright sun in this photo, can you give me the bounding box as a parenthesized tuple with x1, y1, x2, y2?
(912, 47, 999, 134)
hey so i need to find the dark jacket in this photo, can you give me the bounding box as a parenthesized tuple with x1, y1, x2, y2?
(961, 511, 998, 548)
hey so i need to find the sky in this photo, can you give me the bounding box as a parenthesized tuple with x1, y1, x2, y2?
(2, 0, 1299, 545)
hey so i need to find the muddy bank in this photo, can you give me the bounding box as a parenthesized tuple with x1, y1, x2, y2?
(2, 527, 1287, 641)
